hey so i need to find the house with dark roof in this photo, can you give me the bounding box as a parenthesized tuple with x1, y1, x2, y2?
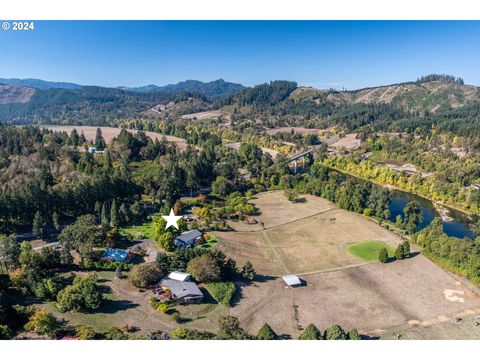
(174, 229, 203, 248)
(102, 248, 133, 263)
(159, 278, 204, 304)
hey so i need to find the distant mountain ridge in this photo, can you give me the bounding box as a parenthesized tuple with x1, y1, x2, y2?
(0, 77, 244, 99)
(0, 78, 83, 90)
(119, 79, 245, 98)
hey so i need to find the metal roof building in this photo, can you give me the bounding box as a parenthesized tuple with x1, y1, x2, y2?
(282, 275, 302, 287)
(168, 271, 191, 282)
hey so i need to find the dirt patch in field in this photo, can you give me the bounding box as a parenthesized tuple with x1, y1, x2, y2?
(224, 143, 279, 160)
(40, 125, 189, 149)
(181, 110, 225, 120)
(330, 133, 361, 150)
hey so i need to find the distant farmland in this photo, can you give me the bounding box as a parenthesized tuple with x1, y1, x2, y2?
(40, 125, 189, 149)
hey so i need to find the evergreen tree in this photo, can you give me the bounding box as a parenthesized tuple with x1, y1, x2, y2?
(401, 240, 411, 258)
(94, 201, 102, 216)
(79, 131, 86, 145)
(394, 244, 404, 260)
(103, 150, 112, 170)
(32, 211, 47, 239)
(70, 129, 79, 147)
(110, 199, 119, 228)
(256, 323, 277, 340)
(101, 203, 110, 230)
(403, 200, 423, 234)
(348, 328, 361, 340)
(324, 324, 347, 340)
(119, 203, 131, 224)
(299, 324, 323, 340)
(241, 261, 256, 281)
(52, 212, 61, 232)
(0, 235, 20, 272)
(95, 128, 106, 150)
(378, 246, 389, 263)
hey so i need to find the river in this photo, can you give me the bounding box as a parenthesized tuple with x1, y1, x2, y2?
(388, 189, 477, 239)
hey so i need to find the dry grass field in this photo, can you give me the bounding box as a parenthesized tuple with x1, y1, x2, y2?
(216, 191, 399, 275)
(215, 191, 480, 338)
(330, 133, 361, 150)
(181, 110, 225, 120)
(40, 125, 189, 149)
(230, 257, 480, 338)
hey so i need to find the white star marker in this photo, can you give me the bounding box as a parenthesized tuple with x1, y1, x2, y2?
(161, 208, 183, 230)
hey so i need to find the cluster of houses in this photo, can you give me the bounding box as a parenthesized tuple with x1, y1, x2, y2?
(102, 230, 205, 264)
(101, 229, 207, 305)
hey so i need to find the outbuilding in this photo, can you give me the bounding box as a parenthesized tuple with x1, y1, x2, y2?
(168, 271, 192, 282)
(282, 274, 302, 288)
(102, 248, 133, 263)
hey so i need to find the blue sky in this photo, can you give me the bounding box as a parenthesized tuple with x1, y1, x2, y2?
(1, 21, 479, 89)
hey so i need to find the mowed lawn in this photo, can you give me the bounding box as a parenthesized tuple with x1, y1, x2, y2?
(346, 241, 395, 262)
(120, 221, 155, 240)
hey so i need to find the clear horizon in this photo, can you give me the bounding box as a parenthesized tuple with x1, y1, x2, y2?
(1, 21, 480, 90)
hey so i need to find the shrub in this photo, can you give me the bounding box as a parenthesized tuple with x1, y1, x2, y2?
(324, 324, 347, 340)
(0, 325, 13, 340)
(241, 261, 256, 281)
(187, 254, 221, 283)
(256, 323, 277, 340)
(348, 328, 361, 340)
(75, 325, 97, 340)
(217, 315, 251, 340)
(206, 282, 236, 306)
(81, 259, 131, 271)
(129, 264, 163, 289)
(157, 302, 173, 314)
(171, 327, 215, 340)
(170, 311, 182, 323)
(24, 309, 63, 338)
(56, 275, 104, 312)
(299, 324, 323, 340)
(103, 327, 128, 340)
(147, 330, 170, 340)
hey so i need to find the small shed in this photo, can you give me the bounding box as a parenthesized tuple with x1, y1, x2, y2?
(282, 275, 302, 288)
(103, 248, 133, 263)
(174, 229, 203, 248)
(168, 271, 191, 282)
